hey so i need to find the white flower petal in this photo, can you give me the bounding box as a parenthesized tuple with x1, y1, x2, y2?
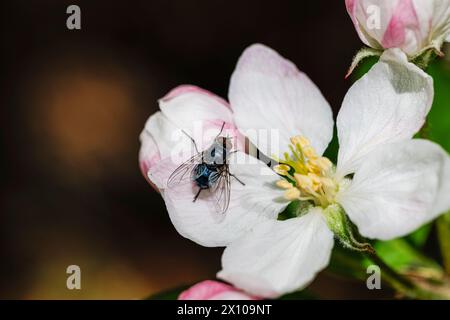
(148, 152, 287, 247)
(338, 139, 450, 240)
(336, 49, 434, 177)
(217, 208, 334, 298)
(229, 44, 334, 157)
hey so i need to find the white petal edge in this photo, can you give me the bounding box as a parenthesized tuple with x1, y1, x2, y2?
(338, 139, 450, 240)
(336, 48, 434, 178)
(148, 152, 288, 247)
(229, 44, 334, 157)
(217, 208, 334, 298)
(142, 111, 181, 161)
(139, 128, 161, 179)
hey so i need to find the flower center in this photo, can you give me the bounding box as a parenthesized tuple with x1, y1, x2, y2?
(273, 136, 338, 208)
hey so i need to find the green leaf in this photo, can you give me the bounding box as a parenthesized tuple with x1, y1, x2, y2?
(426, 58, 450, 153)
(373, 239, 442, 274)
(406, 223, 432, 248)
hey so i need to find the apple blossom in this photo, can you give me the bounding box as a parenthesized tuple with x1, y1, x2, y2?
(178, 280, 257, 300)
(140, 44, 450, 298)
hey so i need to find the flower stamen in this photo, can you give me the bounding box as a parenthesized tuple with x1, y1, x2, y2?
(274, 135, 338, 208)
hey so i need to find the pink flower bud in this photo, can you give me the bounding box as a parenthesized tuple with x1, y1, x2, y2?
(178, 280, 259, 300)
(346, 0, 450, 56)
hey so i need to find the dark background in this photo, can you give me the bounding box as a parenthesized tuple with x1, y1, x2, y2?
(0, 0, 377, 299)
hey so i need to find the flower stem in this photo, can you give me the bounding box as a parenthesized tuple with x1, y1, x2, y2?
(365, 250, 449, 299)
(436, 210, 450, 275)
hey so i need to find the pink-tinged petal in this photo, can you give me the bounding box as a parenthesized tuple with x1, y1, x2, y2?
(178, 280, 258, 300)
(148, 152, 287, 247)
(229, 44, 333, 158)
(139, 85, 245, 183)
(163, 85, 230, 110)
(346, 0, 395, 49)
(382, 0, 420, 51)
(345, 0, 377, 48)
(159, 85, 241, 153)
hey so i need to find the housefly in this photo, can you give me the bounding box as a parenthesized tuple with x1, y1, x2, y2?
(166, 122, 244, 214)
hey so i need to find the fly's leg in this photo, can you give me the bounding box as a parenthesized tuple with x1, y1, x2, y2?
(230, 174, 245, 186)
(215, 122, 226, 138)
(181, 130, 199, 154)
(193, 188, 202, 202)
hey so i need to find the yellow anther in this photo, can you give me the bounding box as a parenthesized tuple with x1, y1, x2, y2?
(275, 135, 337, 208)
(294, 173, 313, 191)
(284, 187, 301, 201)
(307, 157, 333, 175)
(308, 173, 322, 191)
(290, 136, 310, 148)
(320, 177, 335, 189)
(302, 145, 318, 159)
(276, 180, 293, 189)
(273, 164, 291, 176)
(315, 157, 333, 171)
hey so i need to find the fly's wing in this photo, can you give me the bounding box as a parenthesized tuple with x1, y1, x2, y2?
(210, 165, 231, 215)
(166, 152, 204, 188)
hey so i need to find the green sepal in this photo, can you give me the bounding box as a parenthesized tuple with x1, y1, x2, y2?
(346, 47, 383, 79)
(410, 35, 447, 70)
(324, 204, 374, 253)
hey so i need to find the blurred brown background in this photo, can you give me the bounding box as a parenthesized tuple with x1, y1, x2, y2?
(0, 0, 380, 299)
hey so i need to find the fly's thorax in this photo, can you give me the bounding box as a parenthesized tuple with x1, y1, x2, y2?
(203, 137, 232, 165)
(274, 136, 340, 209)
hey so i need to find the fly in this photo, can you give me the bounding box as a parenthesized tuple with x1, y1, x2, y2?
(166, 122, 245, 214)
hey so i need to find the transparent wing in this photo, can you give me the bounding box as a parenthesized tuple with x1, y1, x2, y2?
(210, 166, 231, 214)
(167, 152, 204, 188)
